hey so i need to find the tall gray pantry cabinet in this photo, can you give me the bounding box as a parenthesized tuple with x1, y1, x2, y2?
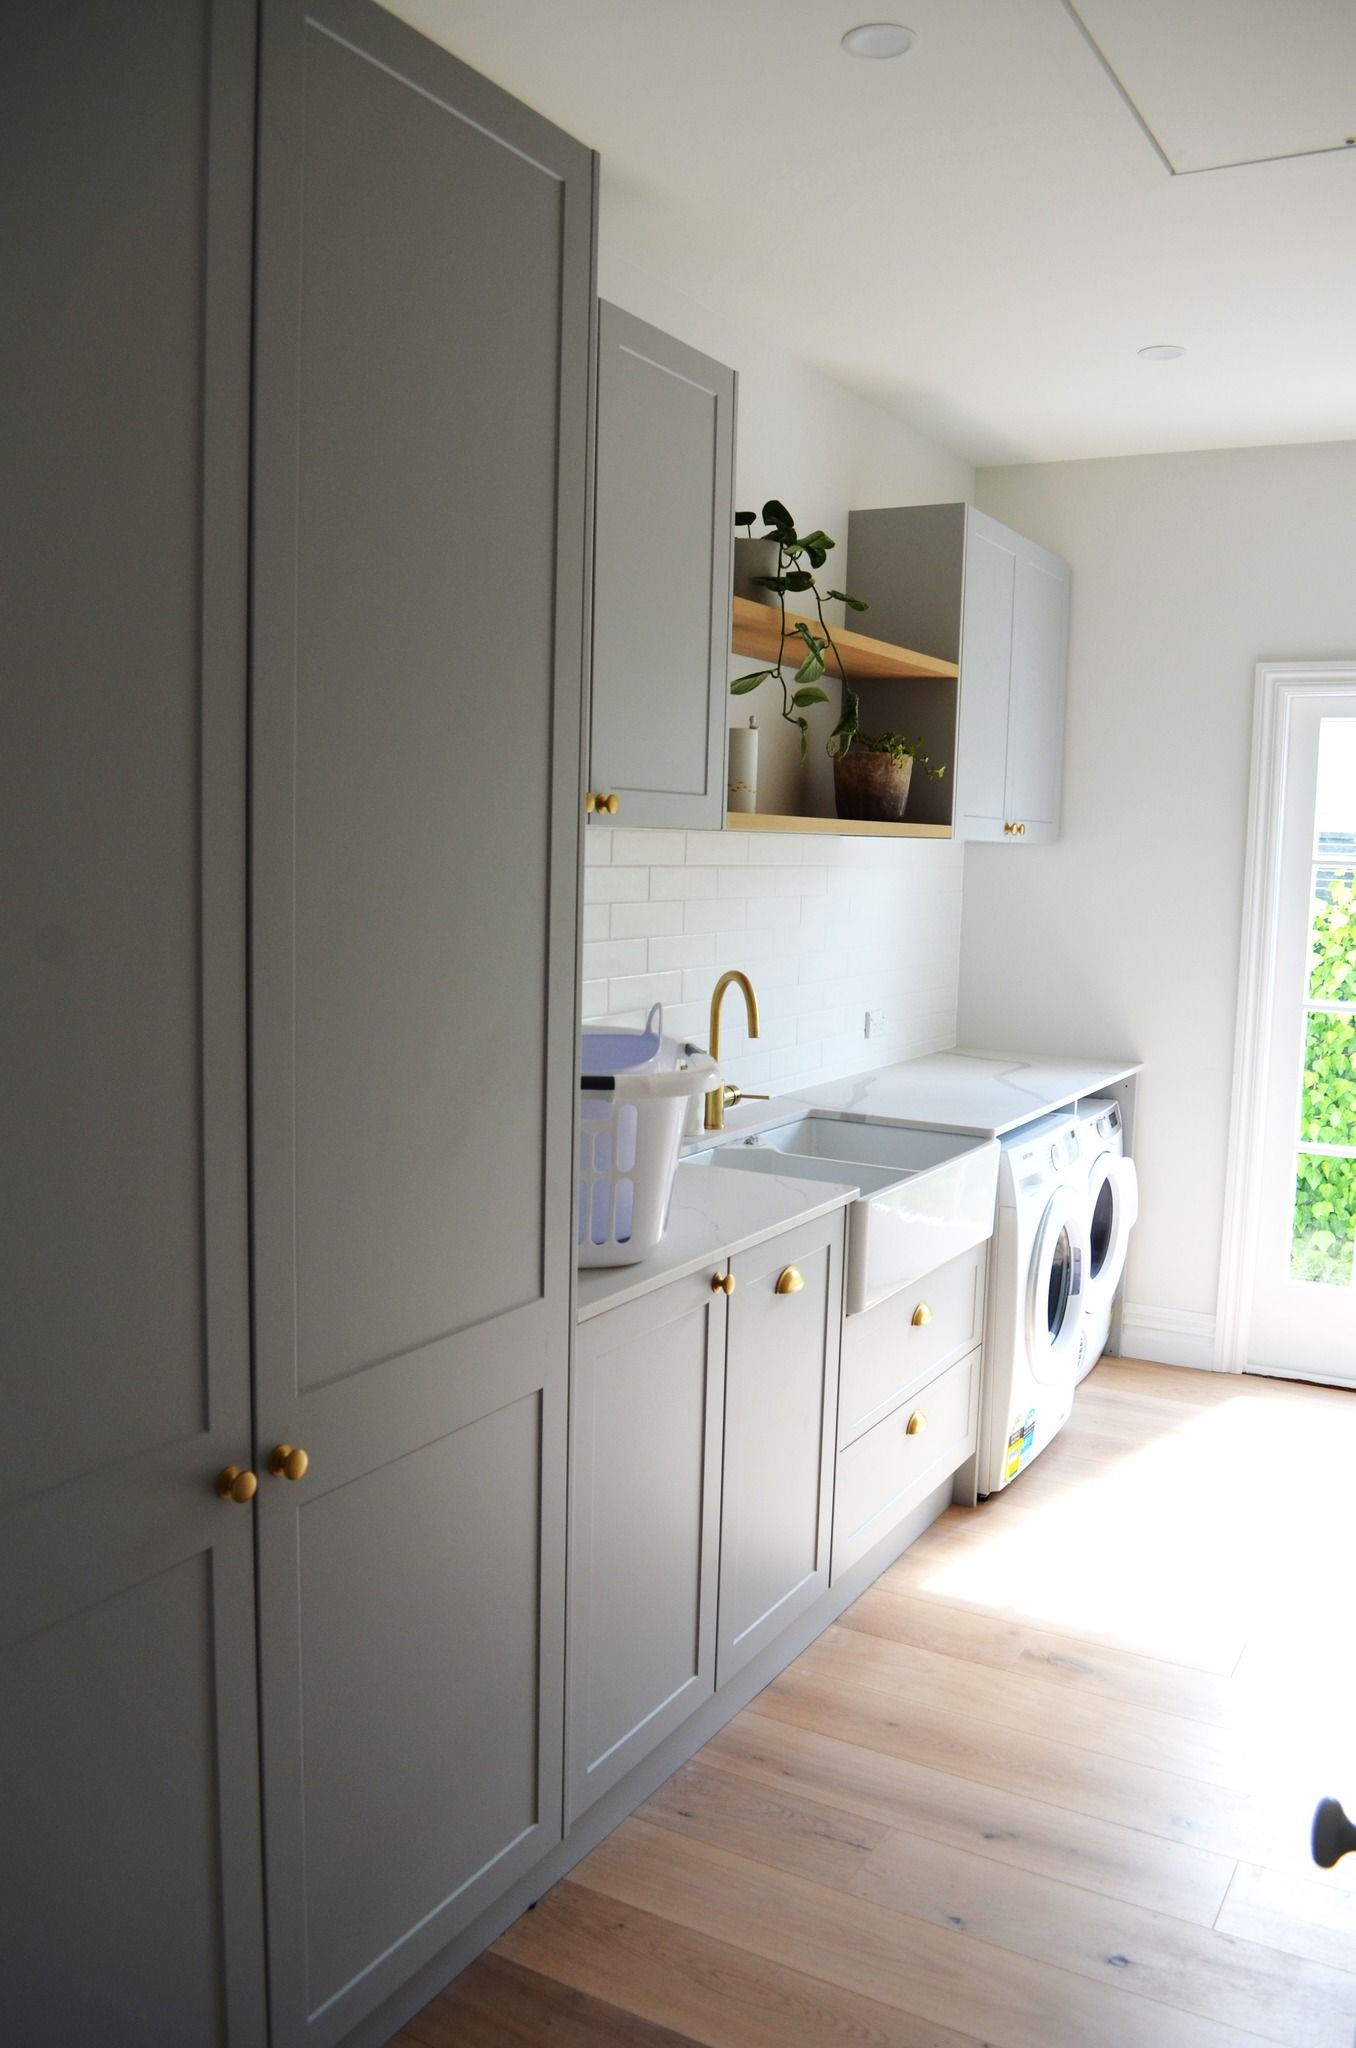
(1, 4, 595, 2045)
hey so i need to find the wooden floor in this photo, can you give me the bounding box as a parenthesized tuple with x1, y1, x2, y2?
(395, 1359, 1356, 2048)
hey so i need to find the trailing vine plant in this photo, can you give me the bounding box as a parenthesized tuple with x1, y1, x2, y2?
(730, 500, 868, 761)
(729, 500, 944, 780)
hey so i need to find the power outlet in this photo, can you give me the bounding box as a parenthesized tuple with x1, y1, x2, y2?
(864, 1009, 886, 1039)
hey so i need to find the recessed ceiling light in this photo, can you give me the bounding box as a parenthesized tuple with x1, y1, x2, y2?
(1138, 344, 1186, 361)
(841, 22, 917, 59)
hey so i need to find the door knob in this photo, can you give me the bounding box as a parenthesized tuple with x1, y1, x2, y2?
(906, 1411, 928, 1435)
(1314, 1798, 1356, 1868)
(775, 1265, 805, 1295)
(711, 1271, 735, 1294)
(268, 1443, 310, 1482)
(911, 1301, 933, 1327)
(216, 1465, 258, 1504)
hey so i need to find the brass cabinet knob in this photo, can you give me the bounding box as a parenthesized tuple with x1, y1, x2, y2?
(584, 791, 597, 814)
(269, 1443, 310, 1482)
(1016, 821, 1026, 836)
(216, 1464, 258, 1504)
(775, 1265, 805, 1295)
(911, 1301, 933, 1327)
(906, 1411, 928, 1436)
(711, 1271, 735, 1295)
(602, 793, 619, 815)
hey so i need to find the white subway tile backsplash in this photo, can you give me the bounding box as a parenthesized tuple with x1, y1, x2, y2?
(582, 825, 964, 1091)
(609, 827, 686, 866)
(583, 828, 612, 865)
(582, 937, 648, 980)
(586, 865, 649, 903)
(610, 899, 686, 939)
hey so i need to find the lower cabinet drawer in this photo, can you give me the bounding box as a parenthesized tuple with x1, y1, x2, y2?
(839, 1242, 985, 1448)
(831, 1346, 979, 1583)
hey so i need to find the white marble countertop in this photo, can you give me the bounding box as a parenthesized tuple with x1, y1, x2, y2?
(784, 1048, 1141, 1140)
(576, 1160, 857, 1322)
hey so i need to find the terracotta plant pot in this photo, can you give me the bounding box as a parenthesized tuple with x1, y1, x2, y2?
(833, 747, 913, 823)
(732, 536, 782, 608)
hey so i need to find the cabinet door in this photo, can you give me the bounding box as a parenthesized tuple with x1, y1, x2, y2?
(1003, 547, 1071, 843)
(719, 1213, 844, 1685)
(249, 6, 593, 2043)
(590, 302, 735, 830)
(0, 4, 265, 2043)
(569, 1271, 727, 1821)
(953, 510, 1018, 841)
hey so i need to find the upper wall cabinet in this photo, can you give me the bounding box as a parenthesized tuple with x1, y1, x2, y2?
(847, 504, 1071, 844)
(588, 302, 736, 831)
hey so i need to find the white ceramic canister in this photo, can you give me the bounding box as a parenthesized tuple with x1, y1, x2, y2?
(727, 716, 758, 813)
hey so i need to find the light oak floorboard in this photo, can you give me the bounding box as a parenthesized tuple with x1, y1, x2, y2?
(393, 1359, 1356, 2045)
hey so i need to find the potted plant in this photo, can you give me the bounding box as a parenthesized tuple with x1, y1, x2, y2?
(731, 500, 945, 819)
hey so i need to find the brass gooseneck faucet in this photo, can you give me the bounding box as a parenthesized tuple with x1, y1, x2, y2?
(704, 969, 768, 1131)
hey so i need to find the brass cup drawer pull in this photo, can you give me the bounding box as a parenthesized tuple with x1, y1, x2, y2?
(216, 1464, 257, 1505)
(911, 1301, 933, 1327)
(775, 1265, 805, 1295)
(269, 1443, 310, 1482)
(906, 1411, 928, 1436)
(711, 1271, 735, 1295)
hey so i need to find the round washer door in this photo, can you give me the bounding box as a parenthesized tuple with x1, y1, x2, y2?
(1084, 1151, 1139, 1320)
(1025, 1183, 1089, 1383)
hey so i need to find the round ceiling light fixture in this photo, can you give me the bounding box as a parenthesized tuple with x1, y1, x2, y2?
(1138, 344, 1186, 361)
(841, 22, 917, 58)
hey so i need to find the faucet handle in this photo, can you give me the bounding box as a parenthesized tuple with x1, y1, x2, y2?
(724, 1085, 770, 1108)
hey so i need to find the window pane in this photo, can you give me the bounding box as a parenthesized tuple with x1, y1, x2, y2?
(1299, 1011, 1356, 1146)
(1309, 868, 1356, 1002)
(1314, 716, 1356, 858)
(1292, 1151, 1356, 1288)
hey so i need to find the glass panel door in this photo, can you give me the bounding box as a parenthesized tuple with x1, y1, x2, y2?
(1250, 698, 1356, 1378)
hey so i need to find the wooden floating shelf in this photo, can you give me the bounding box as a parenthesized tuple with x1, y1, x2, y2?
(730, 595, 957, 683)
(725, 811, 951, 840)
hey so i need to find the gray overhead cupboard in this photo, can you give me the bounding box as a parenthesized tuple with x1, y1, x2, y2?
(847, 503, 1072, 843)
(5, 3, 592, 2047)
(586, 302, 737, 830)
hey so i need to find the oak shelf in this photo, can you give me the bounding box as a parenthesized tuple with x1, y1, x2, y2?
(725, 811, 951, 840)
(730, 595, 957, 683)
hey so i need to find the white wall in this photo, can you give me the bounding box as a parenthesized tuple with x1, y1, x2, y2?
(588, 251, 975, 1091)
(967, 440, 1356, 1366)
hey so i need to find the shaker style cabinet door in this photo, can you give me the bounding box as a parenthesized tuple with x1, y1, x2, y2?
(718, 1212, 844, 1685)
(568, 1269, 727, 1822)
(248, 5, 594, 2043)
(589, 302, 736, 830)
(0, 3, 266, 2043)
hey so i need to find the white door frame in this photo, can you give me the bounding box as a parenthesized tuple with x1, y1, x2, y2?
(1215, 661, 1356, 1375)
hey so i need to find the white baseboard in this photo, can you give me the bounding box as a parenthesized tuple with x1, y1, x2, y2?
(1118, 1303, 1219, 1372)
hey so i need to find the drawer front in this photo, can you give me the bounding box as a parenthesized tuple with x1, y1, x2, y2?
(838, 1243, 985, 1448)
(832, 1346, 979, 1583)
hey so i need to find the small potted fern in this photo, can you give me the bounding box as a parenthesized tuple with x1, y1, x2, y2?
(731, 500, 944, 819)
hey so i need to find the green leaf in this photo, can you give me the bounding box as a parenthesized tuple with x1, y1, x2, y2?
(827, 589, 870, 612)
(730, 670, 772, 695)
(749, 574, 787, 592)
(796, 530, 835, 553)
(797, 716, 809, 761)
(805, 546, 826, 570)
(794, 648, 826, 685)
(735, 509, 757, 529)
(792, 685, 829, 708)
(782, 570, 814, 592)
(793, 621, 822, 652)
(761, 498, 794, 534)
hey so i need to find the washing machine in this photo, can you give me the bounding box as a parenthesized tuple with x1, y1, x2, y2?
(1073, 1097, 1138, 1381)
(977, 1110, 1089, 1497)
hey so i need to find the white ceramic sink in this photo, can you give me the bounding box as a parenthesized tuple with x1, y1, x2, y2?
(690, 1112, 1000, 1314)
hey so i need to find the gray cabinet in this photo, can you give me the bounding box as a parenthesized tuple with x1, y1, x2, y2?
(1, 2, 266, 2043)
(589, 302, 736, 831)
(847, 503, 1071, 843)
(718, 1212, 844, 1685)
(248, 5, 593, 2044)
(568, 1268, 727, 1822)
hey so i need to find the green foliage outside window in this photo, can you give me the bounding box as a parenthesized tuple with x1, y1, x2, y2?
(1291, 873, 1356, 1285)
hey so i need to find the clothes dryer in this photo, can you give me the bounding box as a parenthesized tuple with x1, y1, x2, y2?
(1073, 1097, 1138, 1381)
(977, 1110, 1089, 1496)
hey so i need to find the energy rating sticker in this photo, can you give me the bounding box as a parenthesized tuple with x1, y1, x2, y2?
(1005, 1406, 1037, 1481)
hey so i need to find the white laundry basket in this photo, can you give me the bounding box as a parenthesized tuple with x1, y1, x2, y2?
(578, 1008, 717, 1266)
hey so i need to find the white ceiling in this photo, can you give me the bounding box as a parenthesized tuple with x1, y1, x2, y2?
(383, 0, 1356, 465)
